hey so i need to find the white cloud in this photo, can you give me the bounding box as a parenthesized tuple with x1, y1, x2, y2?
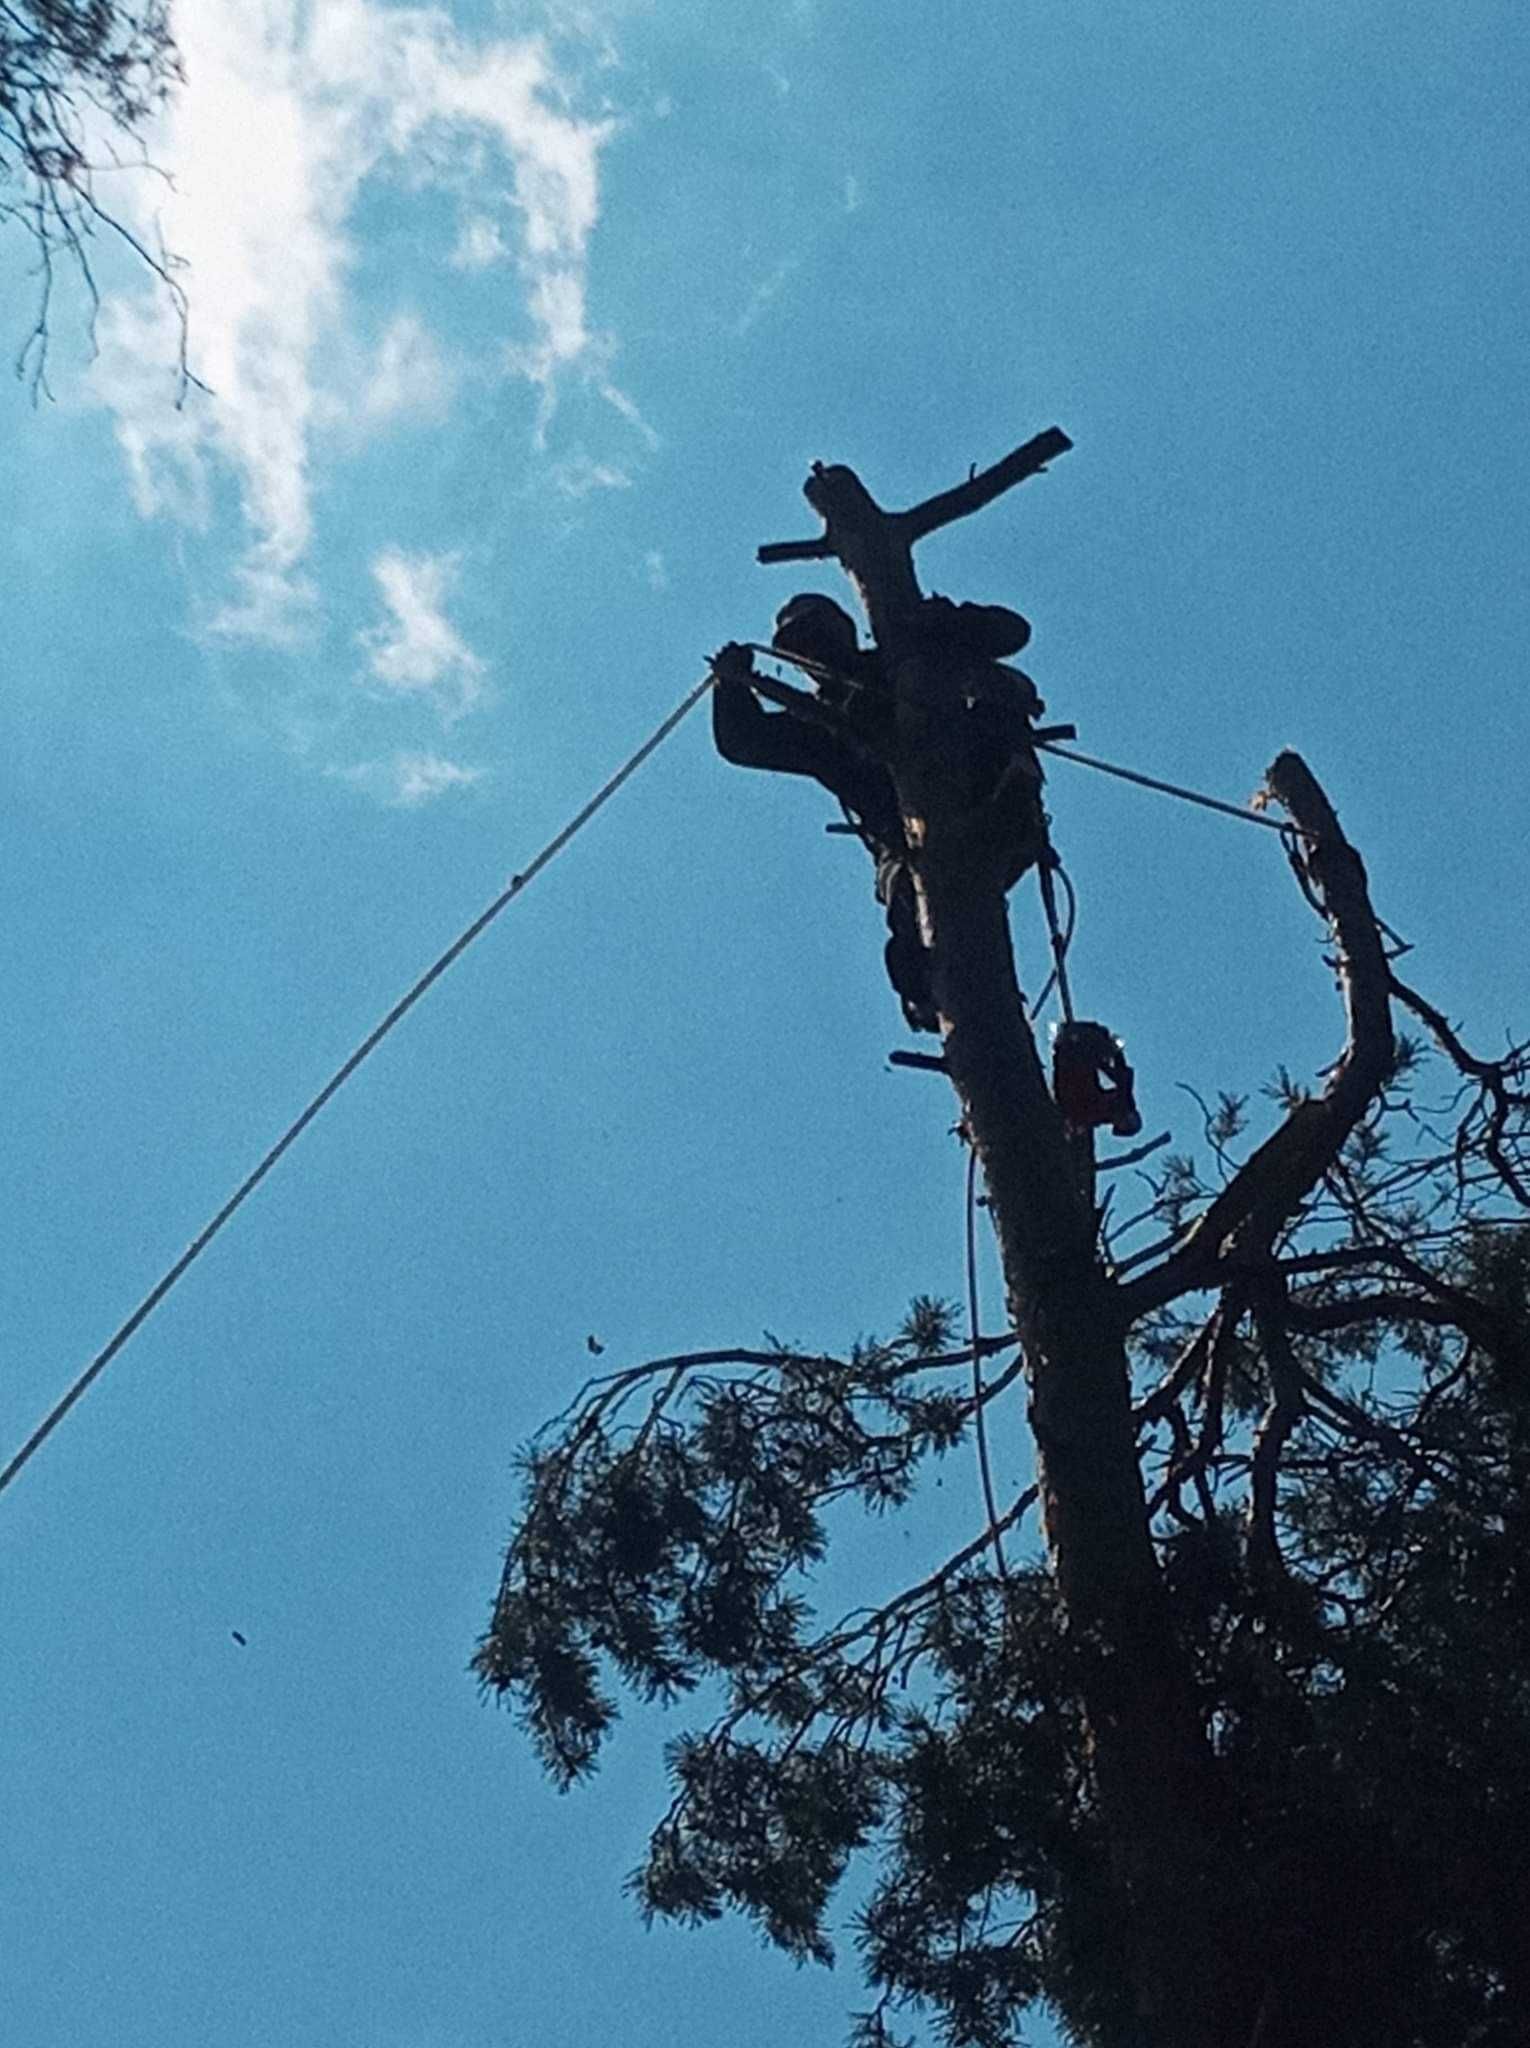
(362, 313, 453, 421)
(514, 266, 593, 387)
(843, 171, 862, 214)
(89, 0, 618, 642)
(359, 548, 487, 722)
(333, 750, 486, 806)
(215, 558, 321, 651)
(643, 549, 668, 591)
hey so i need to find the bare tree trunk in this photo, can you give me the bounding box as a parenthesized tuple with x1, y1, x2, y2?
(896, 658, 1245, 2046)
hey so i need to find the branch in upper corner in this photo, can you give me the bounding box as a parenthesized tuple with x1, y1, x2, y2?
(1121, 753, 1395, 1321)
(900, 427, 1074, 542)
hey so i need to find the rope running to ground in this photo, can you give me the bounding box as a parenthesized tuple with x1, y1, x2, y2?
(0, 673, 718, 1503)
(965, 1143, 1010, 1583)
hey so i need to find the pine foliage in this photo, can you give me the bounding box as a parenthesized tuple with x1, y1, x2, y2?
(478, 1007, 1530, 2045)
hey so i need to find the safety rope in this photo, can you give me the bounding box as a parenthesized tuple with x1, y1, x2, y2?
(0, 674, 717, 1503)
(1034, 851, 1076, 1026)
(1036, 740, 1307, 836)
(965, 1143, 1010, 1583)
(8, 638, 1315, 1506)
(747, 640, 1305, 839)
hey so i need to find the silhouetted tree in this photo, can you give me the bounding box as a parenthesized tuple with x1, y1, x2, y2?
(1, 0, 187, 394)
(476, 436, 1530, 2048)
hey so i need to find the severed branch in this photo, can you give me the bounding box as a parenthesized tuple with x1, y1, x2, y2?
(757, 534, 834, 566)
(1121, 754, 1395, 1321)
(755, 428, 1073, 645)
(901, 426, 1074, 541)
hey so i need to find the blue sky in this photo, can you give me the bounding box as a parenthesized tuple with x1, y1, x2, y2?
(3, 3, 1527, 2044)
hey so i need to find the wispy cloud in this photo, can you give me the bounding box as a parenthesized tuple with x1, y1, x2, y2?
(359, 549, 487, 723)
(595, 374, 660, 452)
(550, 451, 631, 497)
(90, 0, 620, 643)
(332, 750, 486, 807)
(643, 549, 668, 592)
(360, 313, 454, 423)
(732, 256, 798, 337)
(450, 214, 508, 270)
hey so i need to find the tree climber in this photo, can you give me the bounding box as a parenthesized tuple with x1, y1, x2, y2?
(710, 604, 936, 1033)
(710, 591, 1054, 1032)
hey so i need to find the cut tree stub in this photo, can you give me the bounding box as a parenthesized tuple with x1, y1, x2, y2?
(758, 427, 1073, 654)
(799, 463, 924, 646)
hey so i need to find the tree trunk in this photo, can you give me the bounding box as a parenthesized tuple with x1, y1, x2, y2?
(895, 651, 1247, 2046)
(756, 435, 1266, 2042)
